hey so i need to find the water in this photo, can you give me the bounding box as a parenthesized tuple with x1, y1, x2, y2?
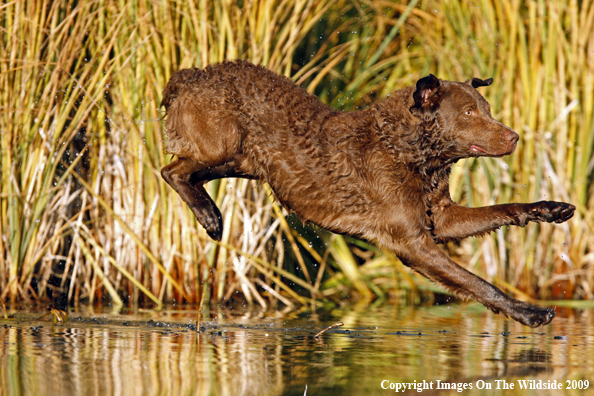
(1, 303, 593, 395)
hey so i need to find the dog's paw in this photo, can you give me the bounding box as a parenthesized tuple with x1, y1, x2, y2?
(511, 303, 556, 328)
(192, 206, 223, 241)
(528, 201, 575, 224)
(204, 220, 223, 241)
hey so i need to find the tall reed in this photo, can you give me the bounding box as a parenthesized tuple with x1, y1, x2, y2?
(1, 0, 592, 308)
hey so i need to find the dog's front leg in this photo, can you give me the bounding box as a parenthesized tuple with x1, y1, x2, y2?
(430, 201, 574, 243)
(395, 234, 556, 327)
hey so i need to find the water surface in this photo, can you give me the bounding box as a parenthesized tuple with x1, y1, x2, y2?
(1, 303, 593, 395)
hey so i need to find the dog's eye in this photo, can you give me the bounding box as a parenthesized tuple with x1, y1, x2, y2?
(465, 110, 472, 116)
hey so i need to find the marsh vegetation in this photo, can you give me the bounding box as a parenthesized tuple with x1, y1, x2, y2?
(1, 0, 593, 310)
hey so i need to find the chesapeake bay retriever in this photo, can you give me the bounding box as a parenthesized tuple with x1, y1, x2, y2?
(161, 60, 575, 327)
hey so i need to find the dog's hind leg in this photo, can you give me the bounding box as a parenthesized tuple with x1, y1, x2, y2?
(161, 158, 223, 240)
(161, 157, 256, 241)
(189, 157, 257, 187)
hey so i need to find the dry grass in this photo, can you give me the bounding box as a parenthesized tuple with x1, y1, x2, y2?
(1, 0, 592, 308)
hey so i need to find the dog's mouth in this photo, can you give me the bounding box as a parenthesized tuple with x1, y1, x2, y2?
(470, 145, 488, 154)
(470, 143, 516, 157)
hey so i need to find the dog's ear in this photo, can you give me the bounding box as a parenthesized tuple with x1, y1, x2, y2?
(413, 74, 440, 104)
(468, 77, 493, 88)
(410, 74, 441, 117)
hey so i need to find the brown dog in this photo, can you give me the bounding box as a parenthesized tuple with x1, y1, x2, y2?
(161, 60, 574, 327)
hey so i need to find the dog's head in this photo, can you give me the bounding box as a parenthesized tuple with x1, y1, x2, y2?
(410, 74, 519, 159)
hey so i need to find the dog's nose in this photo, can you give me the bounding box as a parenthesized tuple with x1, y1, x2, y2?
(506, 130, 519, 145)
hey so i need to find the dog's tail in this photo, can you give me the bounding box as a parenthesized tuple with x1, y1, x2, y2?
(161, 68, 203, 110)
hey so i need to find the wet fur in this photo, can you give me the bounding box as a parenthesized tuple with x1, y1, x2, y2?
(161, 60, 575, 327)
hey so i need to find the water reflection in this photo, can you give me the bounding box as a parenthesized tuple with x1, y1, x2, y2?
(1, 304, 593, 395)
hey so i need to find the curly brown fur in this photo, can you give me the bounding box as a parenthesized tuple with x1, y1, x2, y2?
(160, 60, 575, 327)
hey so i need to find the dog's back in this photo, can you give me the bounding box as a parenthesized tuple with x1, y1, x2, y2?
(161, 61, 372, 231)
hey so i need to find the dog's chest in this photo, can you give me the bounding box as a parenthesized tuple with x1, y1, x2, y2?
(420, 167, 452, 218)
